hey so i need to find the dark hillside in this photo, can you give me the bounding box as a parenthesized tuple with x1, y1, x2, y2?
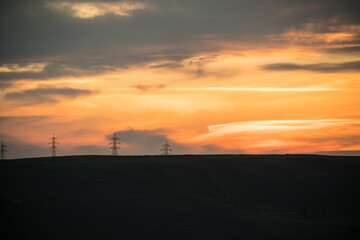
(1, 155, 360, 239)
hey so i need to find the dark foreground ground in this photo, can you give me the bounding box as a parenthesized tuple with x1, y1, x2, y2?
(1, 154, 360, 239)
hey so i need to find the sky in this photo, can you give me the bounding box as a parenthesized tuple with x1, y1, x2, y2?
(0, 0, 360, 158)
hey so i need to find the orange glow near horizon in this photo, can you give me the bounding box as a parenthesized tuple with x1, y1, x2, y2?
(1, 43, 360, 157)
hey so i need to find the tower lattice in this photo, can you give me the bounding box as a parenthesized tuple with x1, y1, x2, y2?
(1, 140, 7, 160)
(109, 133, 121, 155)
(160, 139, 172, 156)
(49, 133, 59, 157)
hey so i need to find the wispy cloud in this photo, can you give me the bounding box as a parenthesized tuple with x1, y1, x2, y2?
(262, 60, 360, 72)
(194, 119, 360, 153)
(0, 63, 47, 73)
(149, 62, 183, 69)
(5, 87, 95, 105)
(324, 46, 360, 54)
(46, 1, 147, 19)
(132, 84, 166, 92)
(202, 120, 349, 138)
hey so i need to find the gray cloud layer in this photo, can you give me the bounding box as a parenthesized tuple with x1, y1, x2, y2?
(109, 129, 243, 155)
(110, 129, 186, 155)
(1, 0, 359, 84)
(0, 126, 244, 159)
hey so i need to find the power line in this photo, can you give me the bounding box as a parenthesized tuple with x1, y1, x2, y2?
(160, 139, 172, 156)
(48, 133, 59, 157)
(1, 140, 7, 160)
(109, 132, 121, 156)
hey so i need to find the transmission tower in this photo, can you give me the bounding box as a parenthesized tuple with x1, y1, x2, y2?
(1, 140, 7, 160)
(48, 133, 59, 157)
(109, 132, 121, 156)
(160, 139, 172, 156)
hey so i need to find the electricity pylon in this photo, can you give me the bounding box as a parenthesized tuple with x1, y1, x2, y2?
(160, 139, 172, 156)
(1, 140, 7, 160)
(48, 133, 59, 157)
(109, 132, 121, 156)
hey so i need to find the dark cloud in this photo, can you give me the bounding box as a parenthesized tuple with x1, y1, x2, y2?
(4, 87, 95, 105)
(132, 84, 166, 92)
(201, 144, 245, 154)
(0, 81, 12, 89)
(0, 115, 49, 124)
(262, 60, 360, 72)
(0, 68, 80, 81)
(147, 55, 218, 69)
(0, 133, 49, 159)
(0, 55, 191, 88)
(323, 46, 360, 54)
(108, 129, 247, 155)
(150, 62, 183, 69)
(109, 129, 181, 155)
(0, 133, 109, 159)
(0, 128, 245, 158)
(0, 62, 114, 89)
(311, 134, 360, 145)
(109, 128, 209, 155)
(0, 0, 359, 79)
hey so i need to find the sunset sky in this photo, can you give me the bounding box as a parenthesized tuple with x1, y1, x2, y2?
(1, 0, 359, 158)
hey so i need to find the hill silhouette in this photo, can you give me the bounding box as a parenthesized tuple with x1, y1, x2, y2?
(1, 154, 360, 239)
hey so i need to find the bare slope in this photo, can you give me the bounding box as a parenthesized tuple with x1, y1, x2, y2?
(1, 155, 360, 239)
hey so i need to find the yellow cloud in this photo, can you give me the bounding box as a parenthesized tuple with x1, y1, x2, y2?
(0, 63, 47, 73)
(277, 24, 360, 45)
(46, 1, 147, 19)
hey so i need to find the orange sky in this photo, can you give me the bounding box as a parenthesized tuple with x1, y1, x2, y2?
(0, 0, 359, 157)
